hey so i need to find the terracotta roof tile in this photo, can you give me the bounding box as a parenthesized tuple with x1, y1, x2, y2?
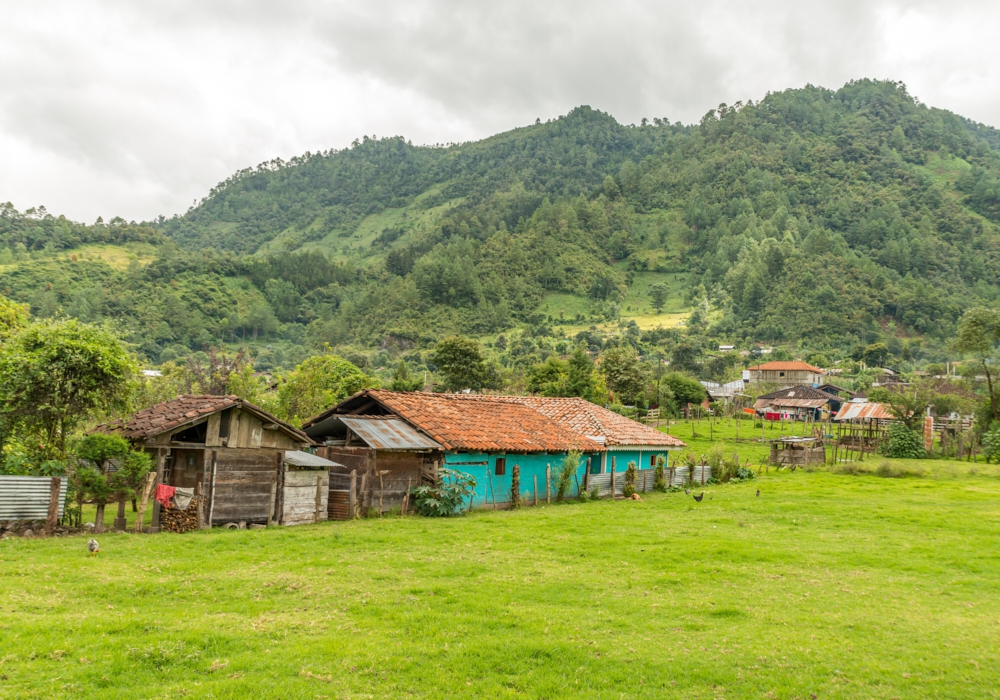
(747, 361, 824, 372)
(495, 396, 686, 448)
(365, 391, 604, 453)
(95, 394, 311, 444)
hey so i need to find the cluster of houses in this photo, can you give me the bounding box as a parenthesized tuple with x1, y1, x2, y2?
(98, 390, 685, 530)
(702, 361, 892, 423)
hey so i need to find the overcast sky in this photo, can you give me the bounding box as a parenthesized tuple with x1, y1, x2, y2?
(2, 0, 998, 223)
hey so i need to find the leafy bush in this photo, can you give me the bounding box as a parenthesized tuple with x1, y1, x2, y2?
(553, 450, 581, 501)
(623, 461, 637, 497)
(881, 421, 925, 459)
(411, 467, 478, 517)
(653, 455, 667, 492)
(734, 465, 756, 482)
(983, 424, 1000, 464)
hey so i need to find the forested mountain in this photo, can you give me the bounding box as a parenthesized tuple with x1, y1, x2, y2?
(3, 79, 1000, 373)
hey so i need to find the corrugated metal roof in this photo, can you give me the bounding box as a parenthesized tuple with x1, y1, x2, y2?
(283, 451, 342, 468)
(340, 416, 442, 451)
(834, 401, 893, 421)
(0, 476, 67, 520)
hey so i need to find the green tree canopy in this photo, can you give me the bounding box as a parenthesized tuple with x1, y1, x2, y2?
(599, 345, 648, 405)
(275, 352, 379, 426)
(0, 320, 136, 457)
(662, 372, 707, 409)
(431, 336, 501, 392)
(952, 307, 1000, 424)
(648, 283, 669, 313)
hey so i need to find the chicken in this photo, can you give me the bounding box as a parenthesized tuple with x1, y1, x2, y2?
(756, 489, 760, 498)
(692, 492, 704, 502)
(87, 539, 100, 557)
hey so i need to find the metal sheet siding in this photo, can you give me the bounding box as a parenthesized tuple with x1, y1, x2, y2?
(0, 476, 68, 520)
(340, 417, 442, 451)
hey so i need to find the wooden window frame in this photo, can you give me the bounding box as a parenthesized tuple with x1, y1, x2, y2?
(495, 457, 506, 476)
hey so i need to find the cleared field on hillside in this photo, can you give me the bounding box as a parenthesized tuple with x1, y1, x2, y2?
(2, 468, 999, 698)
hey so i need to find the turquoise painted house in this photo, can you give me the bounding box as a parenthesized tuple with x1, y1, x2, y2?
(303, 390, 685, 508)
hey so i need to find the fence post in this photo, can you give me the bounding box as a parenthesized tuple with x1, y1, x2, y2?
(44, 477, 61, 537)
(610, 464, 616, 500)
(149, 448, 166, 533)
(349, 469, 358, 519)
(315, 475, 323, 523)
(545, 466, 551, 504)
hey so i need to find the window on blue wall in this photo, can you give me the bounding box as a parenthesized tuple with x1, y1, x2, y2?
(495, 457, 506, 476)
(650, 455, 657, 469)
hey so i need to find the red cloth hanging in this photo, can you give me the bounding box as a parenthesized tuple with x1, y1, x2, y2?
(154, 484, 176, 508)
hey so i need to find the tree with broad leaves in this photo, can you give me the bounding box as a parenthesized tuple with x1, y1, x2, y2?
(952, 307, 1000, 424)
(0, 319, 136, 459)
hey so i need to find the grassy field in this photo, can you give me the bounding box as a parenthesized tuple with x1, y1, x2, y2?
(3, 464, 1000, 698)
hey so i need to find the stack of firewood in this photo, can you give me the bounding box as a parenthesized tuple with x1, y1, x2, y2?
(160, 498, 200, 533)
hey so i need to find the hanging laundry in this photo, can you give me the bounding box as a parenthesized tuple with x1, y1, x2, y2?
(173, 487, 194, 511)
(154, 484, 177, 508)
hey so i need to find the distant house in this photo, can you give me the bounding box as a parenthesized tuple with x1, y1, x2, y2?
(303, 391, 685, 510)
(718, 345, 735, 352)
(753, 385, 842, 420)
(701, 379, 747, 404)
(98, 395, 330, 530)
(744, 361, 825, 388)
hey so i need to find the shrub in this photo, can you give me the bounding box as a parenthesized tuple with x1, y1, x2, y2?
(411, 467, 477, 517)
(653, 455, 667, 492)
(983, 424, 1000, 464)
(553, 450, 581, 501)
(623, 461, 637, 497)
(881, 421, 925, 459)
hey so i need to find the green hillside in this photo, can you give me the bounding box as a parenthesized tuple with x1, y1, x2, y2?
(3, 79, 1000, 371)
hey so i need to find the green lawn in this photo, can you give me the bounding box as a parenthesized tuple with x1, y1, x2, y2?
(3, 467, 1000, 698)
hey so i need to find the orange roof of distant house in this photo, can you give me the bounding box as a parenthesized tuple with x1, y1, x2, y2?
(747, 361, 824, 372)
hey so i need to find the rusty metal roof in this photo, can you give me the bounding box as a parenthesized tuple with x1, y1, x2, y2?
(339, 416, 442, 451)
(834, 401, 893, 421)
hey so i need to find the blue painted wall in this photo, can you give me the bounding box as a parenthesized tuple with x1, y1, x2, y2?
(444, 451, 593, 507)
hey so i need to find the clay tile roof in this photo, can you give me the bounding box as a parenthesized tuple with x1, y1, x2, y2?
(747, 361, 824, 372)
(496, 396, 686, 448)
(364, 391, 605, 453)
(95, 394, 310, 444)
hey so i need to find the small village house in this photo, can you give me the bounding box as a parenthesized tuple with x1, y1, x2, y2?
(303, 391, 685, 512)
(98, 395, 334, 530)
(753, 385, 843, 421)
(744, 361, 825, 389)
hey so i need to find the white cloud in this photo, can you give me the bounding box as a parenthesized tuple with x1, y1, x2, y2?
(0, 0, 998, 222)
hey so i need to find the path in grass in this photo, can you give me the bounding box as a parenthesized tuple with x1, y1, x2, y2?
(3, 469, 1000, 698)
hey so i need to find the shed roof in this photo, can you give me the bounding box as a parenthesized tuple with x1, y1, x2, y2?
(284, 450, 341, 468)
(304, 390, 606, 453)
(747, 361, 824, 373)
(96, 395, 311, 444)
(339, 416, 442, 451)
(834, 401, 893, 422)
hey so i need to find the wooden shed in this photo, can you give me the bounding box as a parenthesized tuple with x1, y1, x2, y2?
(280, 451, 338, 526)
(97, 395, 316, 531)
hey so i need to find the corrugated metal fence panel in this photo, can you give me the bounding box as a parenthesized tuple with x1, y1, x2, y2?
(667, 466, 713, 486)
(588, 469, 657, 497)
(0, 476, 67, 520)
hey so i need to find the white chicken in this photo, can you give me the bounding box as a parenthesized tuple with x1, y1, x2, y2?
(87, 539, 100, 557)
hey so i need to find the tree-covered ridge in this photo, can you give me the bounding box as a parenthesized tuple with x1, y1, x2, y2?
(2, 79, 1000, 369)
